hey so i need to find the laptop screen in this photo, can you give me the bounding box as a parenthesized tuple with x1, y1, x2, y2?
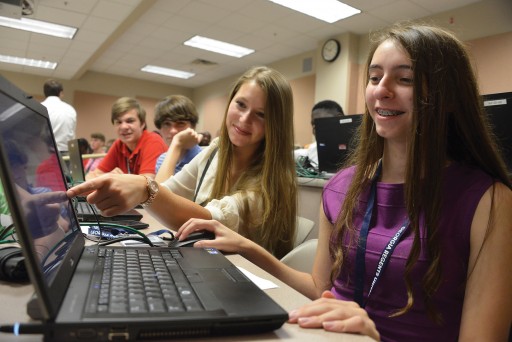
(0, 78, 82, 301)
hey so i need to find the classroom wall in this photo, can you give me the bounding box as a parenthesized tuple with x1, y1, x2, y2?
(469, 31, 512, 95)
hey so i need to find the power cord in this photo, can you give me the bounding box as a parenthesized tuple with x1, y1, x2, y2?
(79, 221, 156, 247)
(296, 156, 325, 178)
(0, 224, 16, 244)
(0, 323, 46, 335)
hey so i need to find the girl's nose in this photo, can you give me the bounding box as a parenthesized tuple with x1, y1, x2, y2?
(374, 77, 394, 100)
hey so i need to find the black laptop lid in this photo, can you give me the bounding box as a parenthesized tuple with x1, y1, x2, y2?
(0, 76, 84, 320)
(314, 114, 362, 173)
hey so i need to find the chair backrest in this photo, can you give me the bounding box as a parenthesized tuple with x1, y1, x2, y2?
(294, 216, 315, 247)
(280, 238, 318, 273)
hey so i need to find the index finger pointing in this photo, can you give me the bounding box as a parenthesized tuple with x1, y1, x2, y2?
(66, 180, 101, 198)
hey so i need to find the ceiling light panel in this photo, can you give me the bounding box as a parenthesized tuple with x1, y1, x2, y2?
(184, 35, 254, 58)
(268, 0, 361, 23)
(141, 65, 195, 79)
(0, 17, 77, 39)
(0, 54, 57, 69)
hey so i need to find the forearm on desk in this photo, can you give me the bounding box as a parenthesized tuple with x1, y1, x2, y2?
(239, 239, 325, 300)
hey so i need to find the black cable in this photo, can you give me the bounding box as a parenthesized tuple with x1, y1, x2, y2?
(79, 222, 155, 247)
(0, 323, 46, 335)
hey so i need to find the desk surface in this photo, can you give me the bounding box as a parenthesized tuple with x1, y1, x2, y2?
(0, 211, 371, 342)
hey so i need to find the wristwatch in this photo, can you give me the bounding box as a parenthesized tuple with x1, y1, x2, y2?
(141, 175, 159, 208)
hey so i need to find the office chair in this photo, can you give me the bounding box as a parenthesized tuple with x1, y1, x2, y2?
(281, 238, 318, 273)
(294, 216, 315, 248)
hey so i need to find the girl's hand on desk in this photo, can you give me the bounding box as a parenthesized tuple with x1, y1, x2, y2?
(288, 290, 380, 341)
(176, 218, 250, 253)
(66, 174, 146, 217)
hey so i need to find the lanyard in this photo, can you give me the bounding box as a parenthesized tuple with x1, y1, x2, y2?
(353, 161, 409, 308)
(126, 157, 131, 174)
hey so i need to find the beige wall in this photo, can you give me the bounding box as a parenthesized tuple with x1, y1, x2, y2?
(469, 31, 512, 95)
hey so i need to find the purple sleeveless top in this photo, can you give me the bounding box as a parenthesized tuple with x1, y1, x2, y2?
(323, 162, 493, 342)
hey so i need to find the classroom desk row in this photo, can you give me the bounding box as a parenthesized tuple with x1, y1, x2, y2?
(0, 210, 371, 342)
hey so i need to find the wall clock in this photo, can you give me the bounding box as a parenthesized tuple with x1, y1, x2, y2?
(322, 39, 340, 62)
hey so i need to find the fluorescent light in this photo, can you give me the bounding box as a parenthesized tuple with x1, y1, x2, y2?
(268, 0, 360, 23)
(0, 54, 57, 69)
(184, 36, 254, 58)
(141, 65, 195, 79)
(0, 16, 77, 39)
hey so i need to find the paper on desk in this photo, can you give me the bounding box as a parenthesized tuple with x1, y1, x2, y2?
(237, 267, 278, 290)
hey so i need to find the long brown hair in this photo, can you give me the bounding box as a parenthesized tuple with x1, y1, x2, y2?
(210, 66, 297, 259)
(331, 23, 511, 319)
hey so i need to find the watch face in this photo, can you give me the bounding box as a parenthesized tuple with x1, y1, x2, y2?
(322, 39, 340, 62)
(149, 180, 159, 192)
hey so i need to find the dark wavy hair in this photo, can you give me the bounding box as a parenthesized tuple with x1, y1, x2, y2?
(331, 23, 511, 321)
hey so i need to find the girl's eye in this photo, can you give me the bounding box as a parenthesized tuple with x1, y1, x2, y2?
(236, 100, 246, 109)
(369, 76, 381, 83)
(256, 112, 265, 118)
(400, 77, 414, 84)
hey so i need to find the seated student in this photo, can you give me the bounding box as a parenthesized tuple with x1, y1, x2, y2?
(85, 97, 167, 180)
(153, 95, 202, 180)
(174, 24, 512, 341)
(85, 132, 106, 173)
(77, 138, 92, 168)
(68, 66, 298, 258)
(294, 100, 344, 167)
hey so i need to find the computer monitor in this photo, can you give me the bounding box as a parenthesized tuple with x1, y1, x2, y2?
(314, 114, 362, 174)
(483, 92, 512, 176)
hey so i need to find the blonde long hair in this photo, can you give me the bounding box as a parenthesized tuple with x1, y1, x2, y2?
(210, 66, 297, 259)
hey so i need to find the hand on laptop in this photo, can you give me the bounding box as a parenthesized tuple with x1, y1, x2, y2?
(66, 174, 147, 217)
(176, 218, 250, 252)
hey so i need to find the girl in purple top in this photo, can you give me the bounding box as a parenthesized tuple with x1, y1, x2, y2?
(173, 23, 512, 341)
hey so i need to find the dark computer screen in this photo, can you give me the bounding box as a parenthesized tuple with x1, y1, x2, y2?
(483, 92, 512, 175)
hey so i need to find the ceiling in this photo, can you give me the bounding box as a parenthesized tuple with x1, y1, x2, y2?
(1, 0, 511, 89)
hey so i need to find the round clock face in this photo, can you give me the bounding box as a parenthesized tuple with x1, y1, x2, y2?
(322, 39, 340, 62)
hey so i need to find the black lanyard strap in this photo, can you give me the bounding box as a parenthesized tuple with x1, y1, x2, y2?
(193, 147, 218, 203)
(353, 161, 409, 308)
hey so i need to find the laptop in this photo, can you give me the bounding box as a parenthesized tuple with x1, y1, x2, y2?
(314, 114, 362, 174)
(67, 139, 144, 223)
(67, 139, 87, 184)
(0, 76, 287, 340)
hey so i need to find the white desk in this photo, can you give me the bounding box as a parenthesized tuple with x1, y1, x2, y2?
(0, 210, 371, 342)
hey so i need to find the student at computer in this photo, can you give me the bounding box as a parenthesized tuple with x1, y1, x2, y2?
(153, 95, 202, 180)
(294, 100, 344, 167)
(84, 132, 107, 173)
(85, 97, 167, 180)
(174, 24, 512, 341)
(67, 66, 298, 258)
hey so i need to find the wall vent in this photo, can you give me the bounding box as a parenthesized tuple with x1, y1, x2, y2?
(303, 57, 313, 73)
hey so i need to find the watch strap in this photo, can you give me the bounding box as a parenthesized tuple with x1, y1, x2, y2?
(141, 175, 158, 208)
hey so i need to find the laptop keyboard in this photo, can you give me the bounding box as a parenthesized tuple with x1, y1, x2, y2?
(85, 248, 204, 314)
(75, 201, 99, 215)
